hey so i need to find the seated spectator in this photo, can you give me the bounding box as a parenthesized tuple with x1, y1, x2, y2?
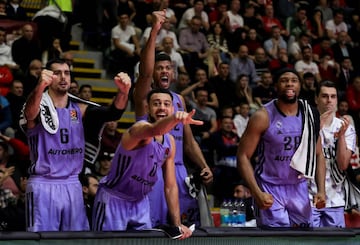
(309, 9, 325, 45)
(0, 27, 19, 73)
(346, 76, 360, 140)
(0, 94, 13, 139)
(225, 0, 244, 34)
(207, 22, 231, 63)
(94, 151, 114, 181)
(234, 74, 259, 113)
(315, 0, 333, 25)
(79, 84, 93, 101)
(80, 173, 99, 228)
(288, 32, 311, 62)
(325, 9, 348, 43)
(242, 3, 263, 36)
(263, 25, 287, 60)
(233, 102, 250, 138)
(233, 180, 256, 225)
(230, 45, 260, 87)
(285, 6, 312, 41)
(178, 0, 209, 31)
(42, 37, 63, 65)
(5, 0, 27, 21)
(318, 53, 339, 83)
(178, 16, 209, 78)
(110, 12, 141, 78)
(170, 71, 190, 95)
(252, 70, 276, 106)
(209, 115, 240, 205)
(268, 48, 294, 75)
(208, 1, 228, 27)
(332, 31, 354, 64)
(312, 37, 334, 63)
(252, 47, 270, 78)
(0, 0, 6, 18)
(299, 72, 317, 107)
(261, 4, 289, 39)
(101, 121, 122, 154)
(69, 80, 80, 96)
(244, 28, 263, 59)
(337, 56, 356, 97)
(295, 46, 322, 82)
(336, 99, 355, 126)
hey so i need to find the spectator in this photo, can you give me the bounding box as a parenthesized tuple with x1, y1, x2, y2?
(233, 180, 256, 225)
(253, 70, 276, 106)
(80, 173, 99, 228)
(94, 151, 114, 181)
(325, 9, 348, 42)
(5, 0, 27, 21)
(332, 31, 354, 64)
(346, 76, 360, 140)
(0, 94, 12, 137)
(230, 45, 260, 86)
(263, 25, 287, 60)
(269, 47, 294, 75)
(309, 9, 325, 45)
(178, 0, 209, 31)
(295, 46, 322, 82)
(207, 22, 231, 63)
(288, 32, 311, 62)
(101, 120, 122, 154)
(315, 0, 333, 25)
(244, 28, 263, 58)
(0, 27, 19, 72)
(242, 3, 263, 35)
(233, 102, 250, 138)
(253, 47, 270, 78)
(22, 59, 42, 98)
(42, 37, 63, 65)
(261, 4, 289, 38)
(170, 71, 190, 95)
(225, 0, 244, 34)
(299, 72, 317, 107)
(69, 80, 80, 96)
(234, 74, 258, 113)
(285, 6, 312, 40)
(208, 1, 228, 27)
(318, 53, 338, 83)
(337, 56, 356, 97)
(312, 37, 334, 63)
(0, 0, 6, 18)
(11, 24, 41, 74)
(209, 115, 240, 205)
(178, 16, 209, 78)
(79, 84, 93, 101)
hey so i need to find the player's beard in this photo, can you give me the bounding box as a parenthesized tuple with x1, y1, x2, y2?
(279, 93, 297, 104)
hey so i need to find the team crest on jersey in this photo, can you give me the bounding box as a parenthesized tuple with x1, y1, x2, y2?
(276, 120, 282, 134)
(70, 109, 78, 121)
(164, 147, 170, 158)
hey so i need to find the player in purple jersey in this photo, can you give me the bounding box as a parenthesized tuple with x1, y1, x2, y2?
(133, 10, 213, 227)
(92, 89, 198, 238)
(21, 58, 131, 232)
(237, 68, 326, 227)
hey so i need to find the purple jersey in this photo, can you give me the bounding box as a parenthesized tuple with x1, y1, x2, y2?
(256, 100, 304, 185)
(170, 92, 184, 165)
(100, 133, 172, 201)
(27, 101, 84, 178)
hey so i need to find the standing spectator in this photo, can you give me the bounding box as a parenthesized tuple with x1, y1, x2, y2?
(21, 59, 131, 232)
(309, 80, 356, 227)
(230, 45, 260, 86)
(133, 10, 213, 228)
(92, 88, 194, 239)
(237, 68, 326, 227)
(11, 24, 41, 74)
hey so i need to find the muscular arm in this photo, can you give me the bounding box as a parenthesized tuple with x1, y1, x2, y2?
(314, 136, 326, 207)
(133, 10, 165, 118)
(237, 108, 273, 209)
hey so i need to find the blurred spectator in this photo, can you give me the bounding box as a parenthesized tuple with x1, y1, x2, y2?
(318, 53, 339, 83)
(209, 62, 236, 112)
(315, 0, 333, 25)
(0, 0, 6, 18)
(252, 70, 276, 106)
(208, 1, 228, 27)
(295, 46, 321, 82)
(178, 16, 209, 78)
(336, 99, 355, 126)
(242, 3, 263, 35)
(233, 180, 256, 224)
(309, 9, 325, 45)
(79, 84, 93, 101)
(5, 0, 27, 21)
(110, 12, 141, 78)
(263, 25, 287, 60)
(101, 120, 122, 154)
(170, 71, 190, 95)
(42, 37, 63, 65)
(299, 72, 317, 107)
(312, 37, 334, 63)
(22, 59, 42, 98)
(244, 28, 263, 58)
(325, 9, 347, 43)
(178, 0, 209, 31)
(117, 0, 137, 24)
(209, 115, 240, 205)
(225, 0, 243, 34)
(160, 37, 186, 81)
(207, 22, 231, 63)
(273, 0, 296, 23)
(234, 74, 258, 113)
(288, 32, 311, 62)
(0, 27, 19, 72)
(346, 76, 360, 140)
(69, 80, 80, 96)
(268, 47, 293, 74)
(230, 45, 260, 86)
(5, 80, 25, 140)
(261, 4, 289, 38)
(233, 102, 250, 138)
(80, 173, 99, 228)
(332, 31, 354, 64)
(160, 0, 177, 28)
(0, 94, 12, 137)
(94, 151, 114, 181)
(285, 6, 312, 40)
(253, 47, 270, 78)
(337, 56, 356, 97)
(157, 18, 180, 50)
(11, 24, 41, 74)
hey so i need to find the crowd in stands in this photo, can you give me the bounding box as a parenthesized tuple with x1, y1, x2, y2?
(1, 0, 360, 231)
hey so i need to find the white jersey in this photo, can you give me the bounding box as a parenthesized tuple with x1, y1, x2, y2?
(309, 117, 356, 207)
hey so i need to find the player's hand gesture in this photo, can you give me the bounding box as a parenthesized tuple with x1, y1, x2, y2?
(114, 72, 132, 95)
(255, 192, 274, 210)
(175, 109, 203, 125)
(40, 69, 54, 88)
(152, 10, 166, 33)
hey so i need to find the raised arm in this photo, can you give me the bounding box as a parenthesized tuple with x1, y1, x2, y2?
(112, 72, 132, 110)
(23, 69, 54, 129)
(133, 10, 166, 118)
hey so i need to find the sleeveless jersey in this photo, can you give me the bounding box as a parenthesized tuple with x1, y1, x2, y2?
(256, 100, 305, 185)
(27, 101, 84, 178)
(100, 133, 172, 201)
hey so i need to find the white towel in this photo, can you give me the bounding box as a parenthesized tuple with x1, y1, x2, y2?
(39, 90, 59, 134)
(290, 99, 317, 179)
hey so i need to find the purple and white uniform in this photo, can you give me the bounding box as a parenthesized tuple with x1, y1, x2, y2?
(138, 92, 200, 227)
(26, 101, 89, 231)
(92, 133, 172, 231)
(255, 100, 312, 227)
(309, 117, 356, 227)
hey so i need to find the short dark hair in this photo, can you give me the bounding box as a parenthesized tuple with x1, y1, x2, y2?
(146, 88, 173, 103)
(273, 68, 300, 83)
(316, 80, 337, 96)
(45, 58, 69, 70)
(79, 84, 92, 93)
(155, 53, 171, 63)
(79, 173, 98, 187)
